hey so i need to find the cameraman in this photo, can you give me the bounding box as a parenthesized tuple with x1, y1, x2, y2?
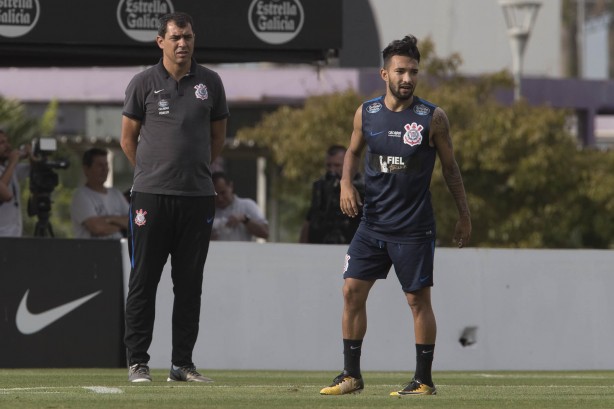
(0, 130, 30, 237)
(300, 145, 364, 244)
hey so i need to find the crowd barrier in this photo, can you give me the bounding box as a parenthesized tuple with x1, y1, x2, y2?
(2, 238, 613, 370)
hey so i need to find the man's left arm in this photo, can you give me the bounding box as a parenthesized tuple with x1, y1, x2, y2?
(210, 118, 227, 163)
(121, 116, 141, 167)
(430, 107, 471, 247)
(241, 200, 269, 240)
(105, 215, 129, 230)
(82, 217, 124, 237)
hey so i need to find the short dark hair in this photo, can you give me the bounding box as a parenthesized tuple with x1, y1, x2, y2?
(82, 147, 108, 167)
(212, 171, 230, 185)
(382, 35, 421, 67)
(158, 12, 194, 37)
(326, 145, 346, 157)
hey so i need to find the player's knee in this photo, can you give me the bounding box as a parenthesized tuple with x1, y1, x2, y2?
(342, 283, 368, 308)
(406, 292, 432, 314)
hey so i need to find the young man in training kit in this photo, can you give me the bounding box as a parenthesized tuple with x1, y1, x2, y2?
(320, 35, 471, 396)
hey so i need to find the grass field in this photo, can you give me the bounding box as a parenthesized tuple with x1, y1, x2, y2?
(1, 369, 613, 409)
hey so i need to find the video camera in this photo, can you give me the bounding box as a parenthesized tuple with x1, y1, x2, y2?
(27, 137, 70, 237)
(308, 171, 364, 244)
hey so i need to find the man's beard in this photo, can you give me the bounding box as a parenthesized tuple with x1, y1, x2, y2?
(389, 83, 413, 101)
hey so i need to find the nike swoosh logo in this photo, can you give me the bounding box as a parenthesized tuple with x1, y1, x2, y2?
(419, 275, 431, 283)
(16, 289, 102, 335)
(369, 131, 385, 136)
(350, 346, 361, 350)
(154, 89, 164, 94)
(207, 216, 214, 223)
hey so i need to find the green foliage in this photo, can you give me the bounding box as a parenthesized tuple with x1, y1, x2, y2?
(418, 56, 614, 248)
(40, 99, 59, 136)
(235, 37, 614, 248)
(0, 97, 39, 146)
(236, 90, 362, 241)
(237, 90, 362, 182)
(429, 99, 589, 248)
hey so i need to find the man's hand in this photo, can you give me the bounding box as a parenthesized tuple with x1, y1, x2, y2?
(453, 215, 472, 248)
(340, 182, 362, 218)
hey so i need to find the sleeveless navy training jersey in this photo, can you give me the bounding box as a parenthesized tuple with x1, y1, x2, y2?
(358, 95, 437, 243)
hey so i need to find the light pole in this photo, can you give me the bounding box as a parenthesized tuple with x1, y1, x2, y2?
(499, 0, 541, 101)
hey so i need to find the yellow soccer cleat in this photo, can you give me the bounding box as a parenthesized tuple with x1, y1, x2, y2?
(320, 372, 364, 395)
(390, 378, 437, 396)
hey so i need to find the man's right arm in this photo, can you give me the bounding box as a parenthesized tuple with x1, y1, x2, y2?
(340, 105, 366, 218)
(0, 150, 21, 202)
(121, 116, 141, 167)
(82, 217, 124, 237)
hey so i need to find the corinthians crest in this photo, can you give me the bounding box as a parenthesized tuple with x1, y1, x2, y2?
(134, 209, 147, 226)
(194, 84, 208, 100)
(403, 122, 423, 146)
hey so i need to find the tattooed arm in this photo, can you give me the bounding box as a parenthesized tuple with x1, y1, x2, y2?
(430, 107, 472, 247)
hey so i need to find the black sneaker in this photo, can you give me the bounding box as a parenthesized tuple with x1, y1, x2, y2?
(128, 363, 152, 383)
(167, 365, 214, 383)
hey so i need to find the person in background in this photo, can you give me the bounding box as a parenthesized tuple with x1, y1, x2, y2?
(299, 145, 363, 244)
(70, 148, 129, 239)
(320, 35, 471, 397)
(0, 129, 30, 237)
(120, 12, 229, 383)
(212, 171, 269, 241)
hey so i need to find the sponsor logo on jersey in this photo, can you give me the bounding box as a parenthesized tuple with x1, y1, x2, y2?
(379, 155, 407, 173)
(388, 130, 402, 138)
(343, 254, 350, 273)
(194, 83, 209, 100)
(158, 99, 170, 115)
(248, 0, 304, 45)
(0, 0, 40, 38)
(366, 102, 382, 113)
(117, 0, 174, 42)
(403, 122, 423, 146)
(413, 104, 430, 116)
(134, 209, 147, 226)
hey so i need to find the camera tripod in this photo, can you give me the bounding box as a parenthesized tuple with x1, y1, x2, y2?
(34, 211, 55, 237)
(29, 193, 55, 238)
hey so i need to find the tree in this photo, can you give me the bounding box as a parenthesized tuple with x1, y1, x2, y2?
(417, 53, 614, 248)
(238, 39, 614, 248)
(0, 98, 40, 145)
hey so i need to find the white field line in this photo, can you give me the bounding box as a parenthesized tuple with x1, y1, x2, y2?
(472, 373, 614, 380)
(83, 386, 124, 394)
(0, 385, 313, 392)
(1, 384, 613, 395)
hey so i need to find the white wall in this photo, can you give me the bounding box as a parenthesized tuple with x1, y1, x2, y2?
(122, 242, 614, 371)
(369, 0, 562, 77)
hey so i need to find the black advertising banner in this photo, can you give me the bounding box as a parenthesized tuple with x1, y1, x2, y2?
(0, 0, 342, 66)
(0, 238, 126, 368)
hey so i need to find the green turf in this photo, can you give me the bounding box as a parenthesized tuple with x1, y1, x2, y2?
(1, 369, 613, 409)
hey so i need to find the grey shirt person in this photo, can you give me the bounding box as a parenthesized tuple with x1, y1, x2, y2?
(123, 58, 228, 196)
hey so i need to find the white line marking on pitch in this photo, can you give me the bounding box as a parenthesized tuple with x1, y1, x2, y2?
(83, 386, 124, 394)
